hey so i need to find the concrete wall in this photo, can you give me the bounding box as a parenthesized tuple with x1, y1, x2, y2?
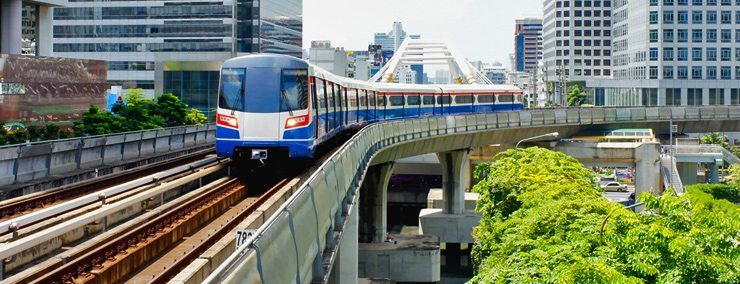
(0, 124, 215, 187)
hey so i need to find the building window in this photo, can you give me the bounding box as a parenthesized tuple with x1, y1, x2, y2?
(678, 48, 689, 61)
(664, 0, 675, 5)
(721, 29, 732, 42)
(678, 11, 689, 23)
(692, 48, 702, 61)
(650, 11, 659, 24)
(650, 67, 659, 79)
(642, 88, 659, 106)
(664, 11, 674, 24)
(707, 66, 718, 79)
(709, 89, 724, 105)
(692, 66, 703, 79)
(664, 29, 674, 42)
(732, 89, 740, 105)
(666, 88, 681, 106)
(664, 48, 675, 61)
(687, 88, 703, 106)
(721, 11, 732, 24)
(707, 29, 717, 42)
(678, 66, 688, 79)
(650, 48, 659, 61)
(692, 0, 702, 5)
(692, 11, 703, 24)
(692, 29, 703, 42)
(736, 48, 740, 61)
(721, 48, 732, 61)
(721, 66, 731, 79)
(678, 29, 688, 42)
(664, 66, 675, 79)
(650, 29, 659, 42)
(707, 48, 718, 61)
(707, 11, 717, 24)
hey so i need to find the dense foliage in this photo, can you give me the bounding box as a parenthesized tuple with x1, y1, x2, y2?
(686, 183, 739, 204)
(566, 85, 588, 107)
(471, 147, 739, 283)
(1, 89, 208, 144)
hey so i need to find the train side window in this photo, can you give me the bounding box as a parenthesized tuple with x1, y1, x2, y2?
(350, 90, 358, 107)
(407, 95, 421, 106)
(378, 95, 386, 106)
(422, 95, 435, 105)
(455, 95, 474, 104)
(498, 94, 514, 103)
(477, 94, 495, 103)
(359, 90, 367, 107)
(437, 96, 452, 104)
(390, 96, 405, 106)
(369, 92, 377, 106)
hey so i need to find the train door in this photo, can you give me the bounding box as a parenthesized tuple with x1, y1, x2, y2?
(437, 94, 451, 115)
(359, 90, 367, 123)
(421, 94, 435, 116)
(315, 78, 327, 137)
(243, 67, 280, 140)
(336, 86, 344, 127)
(404, 94, 420, 117)
(369, 91, 377, 121)
(311, 77, 319, 138)
(329, 82, 336, 131)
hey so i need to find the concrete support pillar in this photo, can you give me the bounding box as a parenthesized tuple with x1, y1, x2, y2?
(677, 162, 698, 186)
(359, 162, 395, 243)
(635, 143, 661, 196)
(37, 5, 54, 56)
(332, 198, 359, 283)
(709, 159, 721, 184)
(436, 149, 471, 215)
(1, 0, 23, 55)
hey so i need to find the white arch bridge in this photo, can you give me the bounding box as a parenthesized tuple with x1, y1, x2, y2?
(202, 106, 740, 283)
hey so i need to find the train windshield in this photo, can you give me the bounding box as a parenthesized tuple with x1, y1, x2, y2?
(281, 69, 309, 112)
(219, 68, 245, 111)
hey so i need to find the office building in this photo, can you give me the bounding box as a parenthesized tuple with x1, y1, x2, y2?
(514, 18, 544, 73)
(481, 63, 508, 84)
(309, 41, 350, 77)
(373, 22, 420, 52)
(50, 0, 303, 118)
(542, 0, 614, 83)
(588, 0, 739, 106)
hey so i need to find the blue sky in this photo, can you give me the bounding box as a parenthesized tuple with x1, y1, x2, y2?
(303, 0, 544, 69)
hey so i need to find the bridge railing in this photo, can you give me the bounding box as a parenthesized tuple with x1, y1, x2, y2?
(204, 106, 740, 283)
(0, 124, 216, 187)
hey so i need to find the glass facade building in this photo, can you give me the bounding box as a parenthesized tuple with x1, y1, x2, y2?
(50, 0, 302, 119)
(514, 18, 543, 73)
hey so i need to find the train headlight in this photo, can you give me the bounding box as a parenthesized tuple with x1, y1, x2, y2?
(217, 114, 239, 128)
(285, 115, 309, 129)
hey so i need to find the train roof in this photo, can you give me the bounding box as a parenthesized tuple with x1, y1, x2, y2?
(224, 54, 522, 94)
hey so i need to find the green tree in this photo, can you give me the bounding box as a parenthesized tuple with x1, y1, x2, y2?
(184, 108, 208, 125)
(567, 84, 588, 106)
(700, 132, 731, 149)
(470, 147, 739, 283)
(73, 105, 125, 136)
(152, 93, 190, 127)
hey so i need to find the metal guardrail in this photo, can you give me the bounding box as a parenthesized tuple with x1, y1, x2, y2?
(204, 106, 740, 283)
(0, 124, 216, 187)
(671, 144, 740, 165)
(660, 154, 685, 194)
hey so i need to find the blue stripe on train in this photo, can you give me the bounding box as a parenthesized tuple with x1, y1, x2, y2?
(216, 139, 314, 158)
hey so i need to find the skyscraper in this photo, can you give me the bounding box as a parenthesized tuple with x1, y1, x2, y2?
(50, 0, 303, 117)
(588, 0, 739, 106)
(514, 18, 543, 73)
(542, 0, 614, 81)
(373, 22, 420, 52)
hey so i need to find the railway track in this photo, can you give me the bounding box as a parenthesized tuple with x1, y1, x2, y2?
(0, 147, 215, 223)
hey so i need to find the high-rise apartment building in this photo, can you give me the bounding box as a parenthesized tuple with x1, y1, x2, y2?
(50, 0, 302, 117)
(542, 0, 614, 82)
(514, 18, 544, 73)
(588, 0, 739, 106)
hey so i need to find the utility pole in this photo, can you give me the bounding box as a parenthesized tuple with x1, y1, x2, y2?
(529, 66, 538, 108)
(559, 64, 567, 106)
(543, 63, 549, 104)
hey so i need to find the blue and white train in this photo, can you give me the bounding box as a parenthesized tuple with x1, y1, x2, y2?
(215, 54, 524, 160)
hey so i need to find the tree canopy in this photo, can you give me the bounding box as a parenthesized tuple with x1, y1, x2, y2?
(566, 85, 588, 107)
(471, 147, 739, 283)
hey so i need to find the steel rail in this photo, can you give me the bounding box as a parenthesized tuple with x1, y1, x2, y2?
(29, 177, 246, 284)
(0, 147, 215, 222)
(0, 161, 229, 261)
(0, 151, 222, 236)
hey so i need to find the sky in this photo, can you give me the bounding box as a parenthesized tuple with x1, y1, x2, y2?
(303, 0, 544, 70)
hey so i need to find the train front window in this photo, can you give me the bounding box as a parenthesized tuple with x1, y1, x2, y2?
(218, 68, 245, 111)
(281, 69, 309, 112)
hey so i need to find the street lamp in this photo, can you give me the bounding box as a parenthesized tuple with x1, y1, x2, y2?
(515, 132, 560, 149)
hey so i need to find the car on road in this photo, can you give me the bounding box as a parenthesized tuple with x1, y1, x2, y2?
(603, 182, 628, 192)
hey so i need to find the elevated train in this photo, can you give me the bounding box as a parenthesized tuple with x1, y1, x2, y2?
(215, 54, 525, 160)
